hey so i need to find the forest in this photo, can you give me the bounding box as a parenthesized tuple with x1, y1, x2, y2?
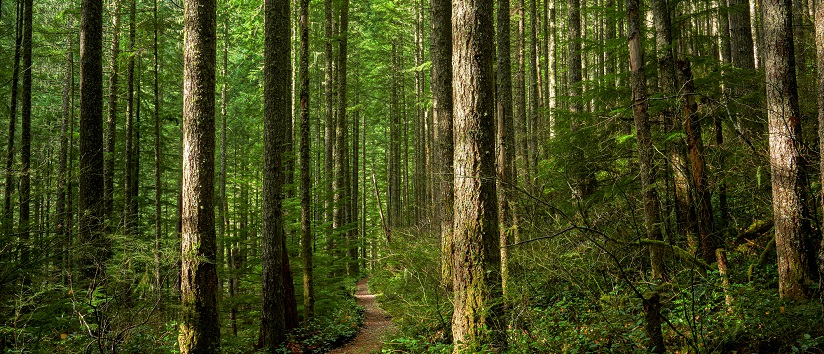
(2, 0, 824, 352)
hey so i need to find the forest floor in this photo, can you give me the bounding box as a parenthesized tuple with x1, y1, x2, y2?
(328, 278, 396, 354)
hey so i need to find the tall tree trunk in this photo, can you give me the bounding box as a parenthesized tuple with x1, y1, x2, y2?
(259, 0, 291, 347)
(179, 0, 220, 351)
(627, 0, 667, 281)
(299, 0, 314, 319)
(528, 0, 539, 183)
(763, 0, 813, 300)
(153, 0, 162, 290)
(334, 0, 356, 275)
(323, 0, 336, 226)
(59, 23, 74, 277)
(389, 41, 401, 232)
(19, 0, 32, 269)
(677, 59, 718, 264)
(568, 0, 588, 197)
(652, 0, 696, 244)
(430, 0, 453, 288)
(515, 0, 527, 193)
(814, 1, 824, 279)
(497, 0, 514, 298)
(79, 0, 107, 281)
(451, 0, 505, 348)
(105, 0, 121, 233)
(124, 0, 137, 235)
(4, 0, 22, 241)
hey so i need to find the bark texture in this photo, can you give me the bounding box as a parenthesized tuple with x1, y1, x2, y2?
(627, 0, 666, 281)
(762, 0, 813, 300)
(431, 0, 454, 288)
(259, 0, 291, 347)
(496, 0, 514, 297)
(179, 0, 220, 351)
(299, 0, 314, 320)
(451, 0, 505, 348)
(79, 0, 107, 280)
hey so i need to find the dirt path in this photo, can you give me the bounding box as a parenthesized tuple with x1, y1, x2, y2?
(328, 278, 396, 354)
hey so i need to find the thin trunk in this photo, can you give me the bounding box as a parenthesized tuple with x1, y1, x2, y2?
(153, 0, 162, 290)
(299, 0, 313, 318)
(324, 0, 336, 226)
(677, 59, 718, 264)
(19, 0, 32, 268)
(59, 23, 73, 276)
(4, 0, 22, 241)
(627, 0, 667, 281)
(497, 0, 514, 298)
(515, 0, 528, 191)
(432, 0, 454, 288)
(179, 0, 220, 350)
(105, 0, 121, 232)
(815, 0, 824, 280)
(124, 0, 137, 235)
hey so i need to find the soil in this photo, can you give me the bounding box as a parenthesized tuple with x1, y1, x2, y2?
(328, 278, 397, 354)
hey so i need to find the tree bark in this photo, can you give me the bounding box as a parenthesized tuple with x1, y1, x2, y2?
(299, 0, 314, 319)
(153, 0, 162, 290)
(324, 0, 336, 226)
(497, 0, 515, 298)
(762, 0, 813, 300)
(430, 0, 453, 288)
(816, 0, 824, 280)
(79, 0, 107, 281)
(627, 0, 667, 281)
(178, 0, 220, 351)
(4, 0, 22, 241)
(259, 0, 291, 347)
(451, 0, 505, 348)
(105, 0, 121, 232)
(19, 0, 32, 268)
(124, 0, 137, 236)
(677, 59, 719, 264)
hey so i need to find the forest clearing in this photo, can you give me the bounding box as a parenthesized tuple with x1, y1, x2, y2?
(3, 0, 824, 352)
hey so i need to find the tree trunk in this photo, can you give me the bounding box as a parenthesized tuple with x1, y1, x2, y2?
(179, 0, 220, 351)
(58, 23, 73, 277)
(105, 0, 121, 232)
(568, 0, 589, 197)
(299, 0, 314, 319)
(729, 0, 756, 68)
(124, 0, 137, 235)
(627, 0, 667, 281)
(79, 0, 107, 281)
(4, 0, 22, 241)
(515, 0, 528, 193)
(652, 0, 696, 245)
(259, 0, 291, 347)
(762, 0, 813, 300)
(816, 0, 824, 280)
(497, 0, 514, 298)
(451, 0, 505, 348)
(677, 59, 718, 264)
(324, 0, 336, 227)
(19, 0, 32, 269)
(153, 0, 162, 290)
(431, 0, 453, 288)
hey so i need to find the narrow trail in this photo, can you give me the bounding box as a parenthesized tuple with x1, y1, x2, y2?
(328, 278, 397, 354)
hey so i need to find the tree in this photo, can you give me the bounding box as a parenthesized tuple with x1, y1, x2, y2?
(4, 0, 22, 241)
(816, 0, 824, 279)
(105, 0, 121, 231)
(79, 0, 107, 281)
(627, 0, 666, 281)
(299, 0, 314, 319)
(728, 0, 755, 69)
(259, 0, 291, 347)
(178, 0, 220, 351)
(124, 0, 138, 235)
(762, 0, 814, 300)
(431, 0, 453, 287)
(19, 0, 32, 268)
(451, 0, 504, 348)
(496, 0, 514, 297)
